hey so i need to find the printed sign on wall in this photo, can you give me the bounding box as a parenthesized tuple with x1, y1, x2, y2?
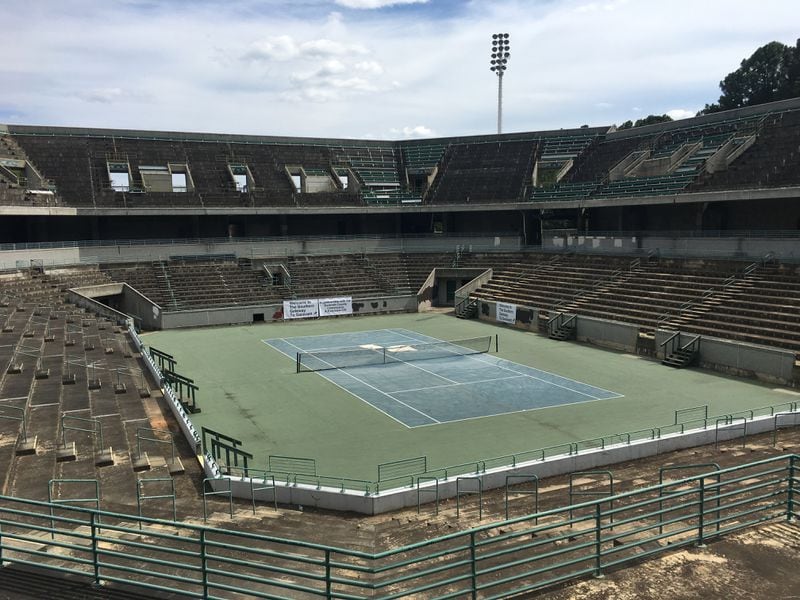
(496, 301, 517, 324)
(318, 296, 353, 317)
(283, 299, 320, 320)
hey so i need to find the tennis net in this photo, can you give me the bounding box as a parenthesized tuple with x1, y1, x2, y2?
(296, 335, 493, 373)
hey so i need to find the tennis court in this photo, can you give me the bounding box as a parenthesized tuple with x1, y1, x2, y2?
(145, 312, 796, 481)
(266, 328, 622, 427)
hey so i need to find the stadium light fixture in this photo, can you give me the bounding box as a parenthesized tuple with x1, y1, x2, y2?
(490, 32, 511, 134)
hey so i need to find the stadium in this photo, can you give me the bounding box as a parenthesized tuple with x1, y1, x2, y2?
(1, 7, 800, 596)
(0, 95, 799, 597)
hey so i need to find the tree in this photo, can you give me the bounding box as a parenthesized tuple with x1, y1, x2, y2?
(617, 114, 673, 130)
(701, 39, 800, 114)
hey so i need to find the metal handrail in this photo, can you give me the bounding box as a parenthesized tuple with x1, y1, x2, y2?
(0, 455, 794, 597)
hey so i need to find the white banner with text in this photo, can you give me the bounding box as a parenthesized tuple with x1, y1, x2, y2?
(283, 299, 320, 320)
(496, 301, 517, 325)
(318, 296, 353, 317)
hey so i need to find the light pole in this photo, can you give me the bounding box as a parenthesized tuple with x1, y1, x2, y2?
(490, 33, 510, 134)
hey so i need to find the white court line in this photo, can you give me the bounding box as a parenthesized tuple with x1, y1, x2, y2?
(390, 328, 623, 401)
(385, 353, 459, 385)
(409, 395, 618, 428)
(278, 338, 439, 427)
(389, 374, 528, 395)
(393, 327, 624, 398)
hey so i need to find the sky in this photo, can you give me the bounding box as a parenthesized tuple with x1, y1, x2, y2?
(0, 0, 797, 140)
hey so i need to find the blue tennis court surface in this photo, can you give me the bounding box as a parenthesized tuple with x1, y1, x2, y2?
(265, 328, 623, 428)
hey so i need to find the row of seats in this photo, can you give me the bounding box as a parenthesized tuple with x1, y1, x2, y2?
(427, 140, 537, 204)
(0, 270, 197, 515)
(8, 106, 795, 209)
(690, 110, 800, 191)
(102, 259, 284, 311)
(530, 112, 787, 202)
(471, 255, 800, 353)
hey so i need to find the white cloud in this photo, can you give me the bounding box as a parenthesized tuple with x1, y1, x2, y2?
(666, 108, 698, 120)
(291, 59, 348, 82)
(0, 0, 797, 137)
(355, 60, 384, 75)
(300, 39, 368, 58)
(80, 87, 125, 103)
(334, 0, 428, 9)
(243, 36, 367, 63)
(390, 125, 434, 138)
(76, 87, 148, 104)
(243, 36, 299, 62)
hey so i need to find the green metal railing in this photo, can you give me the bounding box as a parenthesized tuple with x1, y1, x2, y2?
(0, 455, 795, 598)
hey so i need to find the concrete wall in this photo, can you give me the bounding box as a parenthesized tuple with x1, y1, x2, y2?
(655, 329, 797, 385)
(68, 282, 163, 330)
(543, 231, 800, 261)
(160, 294, 417, 330)
(66, 284, 131, 326)
(545, 233, 640, 254)
(0, 234, 521, 270)
(577, 316, 639, 353)
(202, 412, 794, 514)
(476, 298, 540, 331)
(477, 298, 796, 384)
(642, 236, 800, 260)
(120, 284, 163, 330)
(129, 325, 201, 451)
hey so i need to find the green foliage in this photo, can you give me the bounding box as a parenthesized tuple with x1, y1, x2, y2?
(617, 114, 673, 130)
(700, 39, 800, 114)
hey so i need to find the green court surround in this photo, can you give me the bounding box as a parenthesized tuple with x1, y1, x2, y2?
(146, 312, 798, 482)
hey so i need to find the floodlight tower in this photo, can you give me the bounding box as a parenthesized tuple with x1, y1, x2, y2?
(490, 33, 511, 134)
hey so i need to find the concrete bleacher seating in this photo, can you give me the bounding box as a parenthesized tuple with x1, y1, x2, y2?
(427, 140, 537, 204)
(0, 268, 190, 507)
(102, 258, 283, 310)
(667, 264, 800, 351)
(592, 173, 696, 198)
(287, 255, 395, 299)
(6, 102, 798, 210)
(401, 143, 448, 173)
(471, 254, 800, 354)
(690, 109, 800, 191)
(531, 110, 787, 202)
